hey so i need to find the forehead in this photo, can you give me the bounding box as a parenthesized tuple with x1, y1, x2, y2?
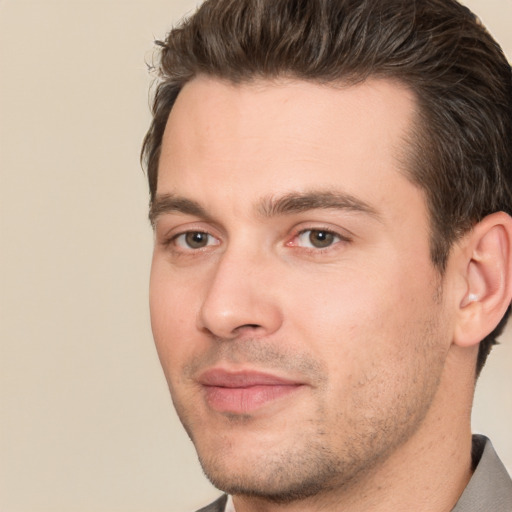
(157, 76, 421, 215)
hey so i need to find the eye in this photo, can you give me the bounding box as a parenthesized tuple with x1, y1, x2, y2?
(174, 231, 219, 249)
(296, 229, 342, 249)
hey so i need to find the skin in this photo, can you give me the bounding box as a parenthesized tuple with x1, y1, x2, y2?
(150, 77, 478, 512)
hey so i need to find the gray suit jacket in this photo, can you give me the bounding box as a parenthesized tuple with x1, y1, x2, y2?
(196, 436, 512, 512)
(452, 435, 512, 511)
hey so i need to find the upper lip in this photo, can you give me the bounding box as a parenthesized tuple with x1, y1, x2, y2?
(198, 369, 302, 388)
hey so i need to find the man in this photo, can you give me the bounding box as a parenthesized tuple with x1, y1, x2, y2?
(142, 0, 512, 510)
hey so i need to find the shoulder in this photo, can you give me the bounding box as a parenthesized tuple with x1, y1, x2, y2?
(195, 494, 228, 512)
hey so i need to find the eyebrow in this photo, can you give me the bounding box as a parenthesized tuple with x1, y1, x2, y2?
(149, 194, 211, 226)
(149, 190, 379, 227)
(257, 191, 379, 219)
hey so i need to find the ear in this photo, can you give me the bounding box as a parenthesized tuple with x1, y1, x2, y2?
(453, 212, 512, 348)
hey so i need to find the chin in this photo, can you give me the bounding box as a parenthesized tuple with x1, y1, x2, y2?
(198, 450, 342, 504)
(194, 429, 361, 504)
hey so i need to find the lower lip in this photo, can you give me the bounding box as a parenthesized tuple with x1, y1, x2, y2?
(204, 384, 302, 414)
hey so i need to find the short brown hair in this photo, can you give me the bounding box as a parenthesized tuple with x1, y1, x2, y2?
(142, 0, 512, 374)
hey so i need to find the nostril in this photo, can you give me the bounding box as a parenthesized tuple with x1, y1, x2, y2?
(234, 323, 263, 334)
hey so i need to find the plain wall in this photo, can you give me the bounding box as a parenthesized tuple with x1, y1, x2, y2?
(1, 1, 511, 510)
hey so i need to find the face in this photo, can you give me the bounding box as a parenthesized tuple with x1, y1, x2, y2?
(150, 77, 454, 502)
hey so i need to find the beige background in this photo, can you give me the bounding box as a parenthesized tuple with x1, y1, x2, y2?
(0, 1, 511, 511)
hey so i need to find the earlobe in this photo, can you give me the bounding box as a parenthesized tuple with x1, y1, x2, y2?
(453, 212, 512, 348)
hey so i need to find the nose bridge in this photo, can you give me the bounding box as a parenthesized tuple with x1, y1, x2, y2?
(197, 239, 282, 339)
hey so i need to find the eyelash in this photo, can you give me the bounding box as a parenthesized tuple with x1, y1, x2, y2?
(161, 226, 350, 254)
(288, 227, 350, 252)
(173, 231, 219, 250)
(160, 230, 217, 252)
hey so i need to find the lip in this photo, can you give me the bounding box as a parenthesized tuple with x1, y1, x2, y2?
(198, 369, 304, 414)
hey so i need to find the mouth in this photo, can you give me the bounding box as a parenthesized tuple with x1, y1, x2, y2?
(198, 369, 305, 414)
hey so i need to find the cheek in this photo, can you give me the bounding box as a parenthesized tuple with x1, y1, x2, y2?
(283, 261, 441, 379)
(283, 263, 388, 340)
(149, 261, 200, 373)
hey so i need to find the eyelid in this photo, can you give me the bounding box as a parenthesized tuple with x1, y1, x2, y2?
(286, 225, 352, 250)
(173, 231, 220, 249)
(156, 221, 222, 249)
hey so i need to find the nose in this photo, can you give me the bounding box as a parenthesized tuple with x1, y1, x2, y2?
(197, 248, 283, 340)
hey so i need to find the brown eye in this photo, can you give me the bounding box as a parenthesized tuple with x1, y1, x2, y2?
(309, 230, 336, 248)
(175, 231, 218, 250)
(296, 229, 340, 249)
(185, 232, 209, 248)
